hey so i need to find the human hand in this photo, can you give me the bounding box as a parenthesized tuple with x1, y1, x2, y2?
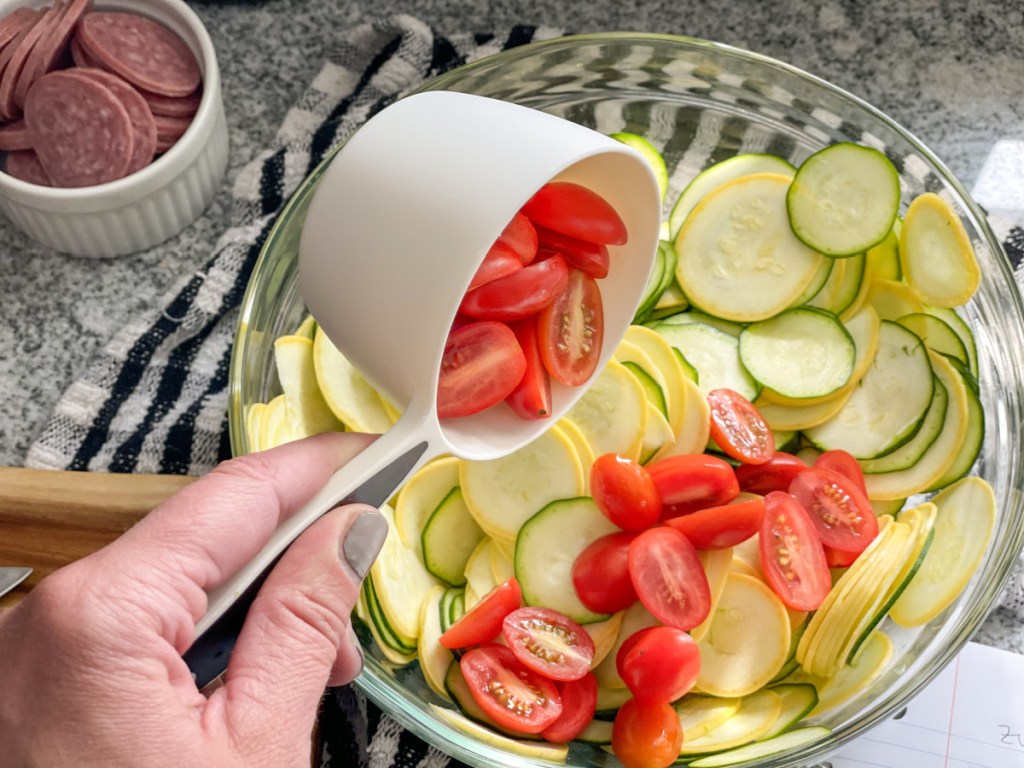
(0, 432, 388, 768)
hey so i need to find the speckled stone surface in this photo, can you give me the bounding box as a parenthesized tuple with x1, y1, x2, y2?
(1, 0, 1023, 651)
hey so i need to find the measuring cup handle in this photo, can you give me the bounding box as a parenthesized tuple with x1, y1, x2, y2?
(183, 423, 433, 689)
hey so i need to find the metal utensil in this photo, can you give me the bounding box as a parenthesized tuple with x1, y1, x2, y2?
(0, 567, 32, 598)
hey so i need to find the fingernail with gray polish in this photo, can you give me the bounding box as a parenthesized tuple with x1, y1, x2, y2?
(341, 509, 388, 580)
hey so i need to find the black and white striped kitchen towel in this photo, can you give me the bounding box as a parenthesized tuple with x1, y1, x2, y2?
(23, 13, 1024, 768)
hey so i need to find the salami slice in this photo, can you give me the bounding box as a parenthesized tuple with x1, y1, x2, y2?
(0, 2, 62, 120)
(153, 112, 191, 153)
(0, 7, 40, 53)
(138, 85, 201, 118)
(62, 67, 156, 174)
(0, 118, 32, 151)
(68, 31, 97, 68)
(24, 70, 134, 187)
(4, 149, 51, 186)
(77, 11, 200, 98)
(0, 9, 41, 105)
(14, 0, 92, 111)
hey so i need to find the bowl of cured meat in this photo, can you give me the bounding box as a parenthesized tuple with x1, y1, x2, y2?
(0, 0, 227, 257)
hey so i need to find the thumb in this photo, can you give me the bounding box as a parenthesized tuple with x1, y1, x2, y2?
(216, 503, 387, 736)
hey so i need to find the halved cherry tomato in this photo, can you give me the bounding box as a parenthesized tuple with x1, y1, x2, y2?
(439, 577, 522, 649)
(522, 181, 628, 246)
(460, 643, 563, 734)
(663, 497, 765, 550)
(537, 268, 604, 386)
(495, 210, 539, 265)
(825, 544, 860, 568)
(540, 671, 598, 743)
(459, 254, 569, 321)
(734, 452, 809, 495)
(628, 526, 711, 630)
(505, 319, 552, 420)
(535, 225, 611, 279)
(502, 606, 595, 681)
(706, 388, 775, 465)
(615, 625, 701, 704)
(645, 453, 739, 518)
(759, 491, 831, 611)
(572, 530, 638, 614)
(590, 453, 662, 530)
(815, 449, 868, 496)
(468, 241, 523, 291)
(438, 322, 526, 419)
(790, 466, 878, 553)
(611, 698, 683, 768)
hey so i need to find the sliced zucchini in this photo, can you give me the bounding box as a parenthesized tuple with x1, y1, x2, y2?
(690, 547, 735, 643)
(668, 152, 795, 239)
(623, 324, 689, 435)
(556, 418, 596, 491)
(566, 360, 648, 461)
(595, 682, 634, 713)
(804, 321, 933, 459)
(369, 505, 441, 641)
(896, 312, 969, 368)
(786, 142, 900, 257)
(418, 584, 454, 700)
(891, 477, 995, 627)
(633, 238, 667, 323)
(654, 321, 759, 401)
(640, 403, 675, 464)
(310, 328, 391, 433)
(421, 487, 486, 585)
(593, 600, 660, 689)
(688, 727, 831, 768)
(674, 694, 742, 741)
(677, 688, 783, 756)
(275, 334, 345, 437)
(656, 309, 745, 337)
(292, 314, 317, 339)
(863, 351, 969, 500)
(620, 359, 669, 420)
(576, 718, 614, 745)
(739, 307, 855, 400)
(760, 684, 818, 740)
(463, 538, 499, 610)
(865, 223, 902, 280)
(860, 376, 947, 475)
(584, 610, 625, 668)
(900, 192, 981, 307)
(806, 252, 866, 317)
(429, 705, 567, 761)
(926, 305, 978, 377)
(515, 497, 619, 624)
(394, 455, 461, 548)
(926, 358, 983, 491)
(677, 173, 824, 322)
(259, 394, 293, 450)
(788, 253, 834, 308)
(867, 277, 925, 321)
(811, 630, 893, 716)
(610, 132, 669, 200)
(460, 424, 584, 541)
(696, 573, 791, 697)
(756, 388, 852, 432)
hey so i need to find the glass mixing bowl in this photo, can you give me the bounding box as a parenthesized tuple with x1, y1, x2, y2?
(228, 33, 1024, 768)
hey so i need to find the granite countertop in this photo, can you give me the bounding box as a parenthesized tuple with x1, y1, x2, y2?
(2, 0, 1023, 648)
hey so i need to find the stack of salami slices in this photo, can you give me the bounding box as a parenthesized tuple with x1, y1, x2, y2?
(0, 1, 203, 187)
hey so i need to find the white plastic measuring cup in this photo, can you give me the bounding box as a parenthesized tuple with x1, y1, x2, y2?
(184, 91, 661, 687)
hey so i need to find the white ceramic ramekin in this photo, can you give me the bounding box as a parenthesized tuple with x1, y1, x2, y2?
(0, 0, 228, 257)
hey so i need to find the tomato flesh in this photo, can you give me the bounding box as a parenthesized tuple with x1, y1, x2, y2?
(790, 466, 878, 553)
(439, 577, 522, 649)
(572, 530, 638, 614)
(502, 606, 595, 681)
(540, 672, 597, 743)
(522, 181, 628, 246)
(505, 319, 552, 420)
(612, 698, 683, 768)
(663, 497, 765, 550)
(734, 452, 809, 495)
(706, 388, 775, 465)
(537, 268, 605, 386)
(437, 322, 526, 419)
(814, 449, 868, 496)
(468, 241, 523, 291)
(616, 625, 701, 704)
(628, 526, 711, 630)
(496, 210, 539, 265)
(590, 453, 662, 530)
(759, 491, 831, 611)
(459, 254, 569, 321)
(460, 643, 563, 734)
(645, 453, 739, 518)
(535, 224, 611, 279)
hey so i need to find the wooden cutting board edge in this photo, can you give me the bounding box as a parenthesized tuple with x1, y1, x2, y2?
(0, 467, 195, 606)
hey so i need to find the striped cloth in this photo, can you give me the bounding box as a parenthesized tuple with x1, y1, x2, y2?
(23, 14, 1024, 768)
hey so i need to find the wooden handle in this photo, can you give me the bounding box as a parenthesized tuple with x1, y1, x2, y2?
(0, 468, 195, 606)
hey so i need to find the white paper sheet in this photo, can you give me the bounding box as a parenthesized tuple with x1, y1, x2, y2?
(832, 642, 1024, 767)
